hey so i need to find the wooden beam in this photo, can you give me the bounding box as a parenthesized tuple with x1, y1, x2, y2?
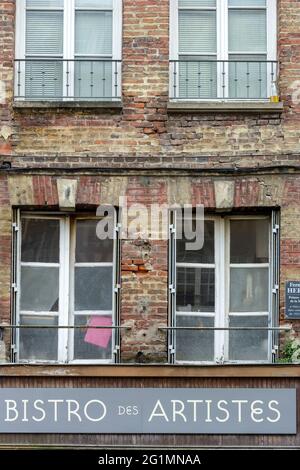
(0, 364, 300, 378)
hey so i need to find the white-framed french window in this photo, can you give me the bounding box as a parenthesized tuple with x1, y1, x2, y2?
(15, 0, 122, 101)
(169, 212, 280, 364)
(12, 211, 119, 364)
(169, 0, 277, 100)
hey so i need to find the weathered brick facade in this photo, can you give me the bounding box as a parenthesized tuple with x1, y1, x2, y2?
(0, 0, 298, 164)
(0, 0, 300, 365)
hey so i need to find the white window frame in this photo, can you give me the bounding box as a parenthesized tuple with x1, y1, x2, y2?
(170, 214, 275, 365)
(169, 0, 277, 101)
(15, 0, 122, 100)
(14, 212, 119, 365)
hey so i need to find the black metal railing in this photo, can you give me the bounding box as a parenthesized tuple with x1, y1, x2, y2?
(14, 58, 122, 101)
(0, 324, 296, 364)
(169, 59, 279, 100)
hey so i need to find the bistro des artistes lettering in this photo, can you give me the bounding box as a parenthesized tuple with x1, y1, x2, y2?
(1, 396, 281, 426)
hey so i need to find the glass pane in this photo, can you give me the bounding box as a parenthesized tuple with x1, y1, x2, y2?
(178, 58, 217, 99)
(176, 316, 214, 362)
(229, 0, 266, 6)
(177, 220, 214, 263)
(73, 315, 113, 360)
(21, 266, 59, 312)
(229, 315, 269, 361)
(179, 11, 216, 54)
(229, 10, 266, 53)
(21, 219, 59, 263)
(76, 0, 113, 7)
(177, 268, 215, 312)
(19, 315, 58, 361)
(26, 11, 63, 55)
(74, 60, 113, 99)
(230, 219, 269, 263)
(27, 0, 64, 7)
(25, 60, 63, 99)
(230, 267, 269, 312)
(76, 219, 114, 263)
(75, 11, 112, 55)
(179, 0, 216, 6)
(75, 266, 113, 310)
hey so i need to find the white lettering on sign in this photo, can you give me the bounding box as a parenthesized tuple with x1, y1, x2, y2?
(147, 399, 281, 425)
(0, 389, 294, 434)
(287, 288, 300, 294)
(4, 398, 107, 423)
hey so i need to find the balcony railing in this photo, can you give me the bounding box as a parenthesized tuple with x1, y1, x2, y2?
(169, 59, 279, 101)
(14, 58, 122, 101)
(0, 324, 296, 364)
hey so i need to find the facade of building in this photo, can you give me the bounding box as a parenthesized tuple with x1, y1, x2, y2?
(0, 0, 300, 448)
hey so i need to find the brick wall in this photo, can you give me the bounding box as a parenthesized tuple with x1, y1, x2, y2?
(0, 0, 14, 156)
(0, 173, 298, 362)
(0, 0, 300, 164)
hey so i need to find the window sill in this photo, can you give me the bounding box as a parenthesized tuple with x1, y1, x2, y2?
(13, 100, 123, 110)
(167, 100, 284, 114)
(0, 364, 299, 378)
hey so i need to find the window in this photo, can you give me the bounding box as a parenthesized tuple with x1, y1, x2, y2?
(169, 0, 277, 100)
(169, 214, 280, 364)
(15, 0, 122, 101)
(14, 214, 119, 364)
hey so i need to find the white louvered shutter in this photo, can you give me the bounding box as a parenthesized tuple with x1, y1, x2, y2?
(74, 10, 113, 99)
(178, 2, 217, 98)
(25, 8, 63, 99)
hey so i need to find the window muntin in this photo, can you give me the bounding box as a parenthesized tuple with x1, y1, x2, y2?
(16, 0, 121, 100)
(173, 215, 272, 364)
(171, 0, 276, 100)
(17, 214, 116, 364)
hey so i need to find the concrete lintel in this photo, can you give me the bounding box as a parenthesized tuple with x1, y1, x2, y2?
(167, 100, 284, 113)
(13, 100, 123, 110)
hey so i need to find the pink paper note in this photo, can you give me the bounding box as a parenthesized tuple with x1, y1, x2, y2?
(84, 316, 112, 349)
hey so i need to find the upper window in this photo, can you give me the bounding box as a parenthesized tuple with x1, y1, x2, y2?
(169, 0, 277, 100)
(15, 214, 119, 364)
(15, 0, 122, 101)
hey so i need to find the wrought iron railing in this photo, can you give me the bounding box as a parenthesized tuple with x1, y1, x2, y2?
(0, 324, 130, 364)
(169, 59, 279, 100)
(0, 324, 296, 364)
(14, 58, 122, 101)
(160, 325, 295, 364)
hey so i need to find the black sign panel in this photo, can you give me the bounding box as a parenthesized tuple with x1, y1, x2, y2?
(286, 281, 300, 319)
